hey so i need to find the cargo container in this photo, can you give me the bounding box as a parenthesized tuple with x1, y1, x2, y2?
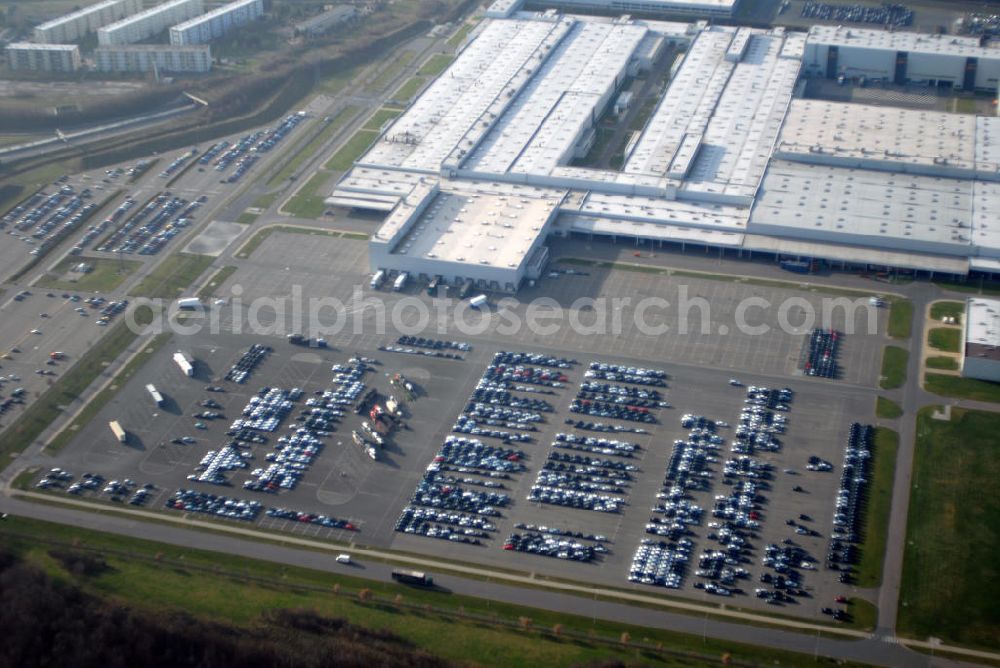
(469, 294, 488, 309)
(109, 420, 126, 443)
(173, 351, 194, 377)
(146, 383, 164, 407)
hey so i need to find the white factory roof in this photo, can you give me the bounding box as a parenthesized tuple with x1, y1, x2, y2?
(807, 25, 1000, 59)
(775, 100, 997, 174)
(750, 161, 986, 252)
(360, 18, 570, 173)
(579, 191, 749, 231)
(385, 187, 560, 270)
(171, 0, 259, 31)
(463, 20, 647, 175)
(965, 297, 1000, 360)
(329, 14, 1000, 282)
(7, 42, 79, 51)
(35, 0, 126, 30)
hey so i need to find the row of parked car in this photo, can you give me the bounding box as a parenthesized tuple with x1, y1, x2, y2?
(225, 343, 271, 383)
(502, 532, 598, 561)
(265, 506, 356, 531)
(379, 344, 464, 360)
(166, 489, 262, 521)
(584, 362, 667, 387)
(530, 444, 635, 513)
(553, 432, 638, 457)
(802, 328, 840, 379)
(829, 423, 872, 556)
(396, 336, 471, 351)
(800, 1, 912, 27)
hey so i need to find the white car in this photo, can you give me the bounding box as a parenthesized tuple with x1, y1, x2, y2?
(335, 554, 352, 564)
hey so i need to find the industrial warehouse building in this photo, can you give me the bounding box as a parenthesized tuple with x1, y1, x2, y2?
(95, 44, 212, 73)
(6, 43, 81, 72)
(486, 0, 741, 19)
(328, 11, 1000, 292)
(169, 0, 263, 46)
(33, 0, 142, 44)
(98, 0, 204, 46)
(962, 298, 1000, 382)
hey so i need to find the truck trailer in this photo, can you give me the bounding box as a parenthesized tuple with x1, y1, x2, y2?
(146, 383, 164, 407)
(109, 420, 126, 443)
(391, 569, 432, 586)
(173, 351, 194, 377)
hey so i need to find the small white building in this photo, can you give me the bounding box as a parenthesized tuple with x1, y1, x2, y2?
(962, 297, 1000, 382)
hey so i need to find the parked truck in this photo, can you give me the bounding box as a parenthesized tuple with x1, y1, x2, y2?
(109, 420, 126, 443)
(173, 351, 194, 377)
(391, 569, 432, 586)
(370, 270, 386, 289)
(393, 272, 408, 292)
(176, 297, 202, 310)
(146, 383, 164, 407)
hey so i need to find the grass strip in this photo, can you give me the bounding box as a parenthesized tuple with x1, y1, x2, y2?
(924, 373, 1000, 403)
(324, 130, 379, 171)
(879, 346, 908, 390)
(875, 396, 902, 419)
(853, 427, 898, 588)
(927, 327, 961, 353)
(129, 253, 214, 300)
(887, 299, 913, 339)
(197, 266, 238, 300)
(929, 300, 964, 323)
(35, 256, 142, 293)
(925, 356, 959, 371)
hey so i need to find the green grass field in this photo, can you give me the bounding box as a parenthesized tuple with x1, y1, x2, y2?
(934, 278, 1000, 296)
(898, 408, 1000, 649)
(927, 327, 961, 353)
(368, 50, 414, 91)
(283, 171, 333, 219)
(252, 192, 280, 210)
(0, 320, 140, 462)
(875, 396, 903, 419)
(197, 266, 238, 299)
(324, 130, 379, 171)
(446, 21, 476, 49)
(879, 346, 908, 390)
(0, 515, 865, 668)
(924, 373, 1000, 403)
(391, 76, 426, 102)
(418, 53, 454, 77)
(925, 355, 959, 371)
(46, 333, 172, 453)
(854, 427, 898, 588)
(362, 107, 403, 132)
(929, 300, 964, 324)
(129, 253, 214, 300)
(36, 256, 141, 293)
(887, 299, 913, 339)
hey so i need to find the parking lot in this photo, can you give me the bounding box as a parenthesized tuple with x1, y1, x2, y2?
(25, 228, 887, 620)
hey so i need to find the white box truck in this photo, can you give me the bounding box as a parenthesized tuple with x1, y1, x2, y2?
(173, 351, 194, 377)
(176, 298, 202, 310)
(146, 383, 164, 407)
(393, 272, 408, 291)
(469, 294, 488, 309)
(370, 270, 386, 289)
(109, 420, 126, 443)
